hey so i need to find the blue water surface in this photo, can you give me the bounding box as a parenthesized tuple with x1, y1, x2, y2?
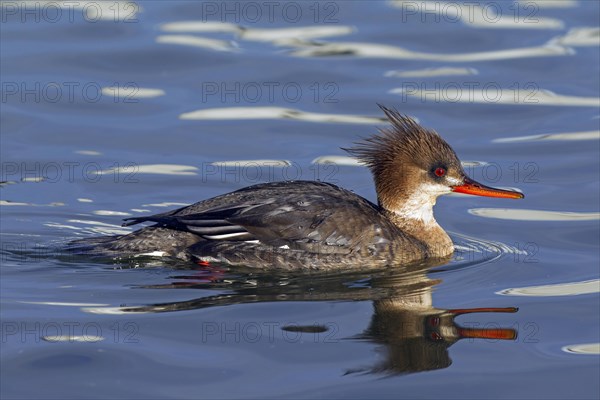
(1, 1, 599, 399)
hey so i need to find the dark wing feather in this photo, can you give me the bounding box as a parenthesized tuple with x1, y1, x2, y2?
(123, 207, 255, 241)
(122, 181, 391, 252)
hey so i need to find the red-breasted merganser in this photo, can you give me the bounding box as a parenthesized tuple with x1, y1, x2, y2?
(81, 106, 523, 269)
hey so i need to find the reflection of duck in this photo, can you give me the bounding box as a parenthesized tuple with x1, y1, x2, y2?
(356, 301, 517, 374)
(73, 105, 523, 269)
(84, 263, 517, 375)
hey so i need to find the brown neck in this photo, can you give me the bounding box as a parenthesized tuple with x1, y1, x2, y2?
(384, 208, 454, 258)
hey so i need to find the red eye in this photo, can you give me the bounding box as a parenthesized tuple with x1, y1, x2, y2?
(435, 168, 446, 177)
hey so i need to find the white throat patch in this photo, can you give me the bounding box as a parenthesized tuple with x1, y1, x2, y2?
(393, 182, 451, 226)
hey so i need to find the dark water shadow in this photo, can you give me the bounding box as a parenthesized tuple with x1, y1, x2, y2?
(81, 256, 518, 376)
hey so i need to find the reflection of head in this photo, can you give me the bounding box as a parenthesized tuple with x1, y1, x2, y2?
(349, 301, 518, 375)
(366, 337, 453, 375)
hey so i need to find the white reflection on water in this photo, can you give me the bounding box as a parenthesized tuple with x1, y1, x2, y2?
(497, 279, 600, 297)
(494, 131, 600, 143)
(385, 67, 478, 78)
(44, 219, 132, 235)
(180, 106, 386, 125)
(18, 301, 109, 307)
(155, 16, 588, 66)
(288, 41, 572, 62)
(74, 150, 102, 156)
(549, 27, 600, 47)
(21, 177, 44, 183)
(92, 210, 132, 217)
(469, 209, 600, 221)
(389, 0, 564, 29)
(82, 306, 150, 315)
(41, 335, 104, 342)
(461, 161, 490, 168)
(156, 23, 354, 53)
(159, 22, 354, 44)
(212, 160, 291, 167)
(391, 87, 600, 107)
(160, 21, 241, 34)
(311, 156, 490, 169)
(134, 251, 167, 258)
(521, 0, 578, 8)
(239, 26, 355, 44)
(44, 221, 130, 235)
(97, 164, 198, 176)
(156, 35, 238, 52)
(562, 343, 600, 355)
(70, 219, 130, 232)
(0, 200, 64, 207)
(101, 87, 165, 99)
(142, 202, 188, 208)
(312, 156, 364, 166)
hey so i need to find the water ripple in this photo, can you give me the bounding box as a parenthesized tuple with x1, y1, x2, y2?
(211, 160, 290, 167)
(497, 279, 600, 297)
(159, 22, 354, 44)
(390, 88, 600, 107)
(562, 343, 600, 355)
(385, 67, 478, 78)
(97, 164, 198, 176)
(469, 208, 600, 221)
(101, 87, 165, 99)
(493, 131, 600, 143)
(179, 106, 386, 124)
(522, 0, 578, 8)
(549, 27, 600, 47)
(287, 41, 571, 61)
(434, 232, 527, 273)
(156, 35, 238, 52)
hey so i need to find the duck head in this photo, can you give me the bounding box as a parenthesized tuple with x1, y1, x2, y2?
(345, 105, 524, 224)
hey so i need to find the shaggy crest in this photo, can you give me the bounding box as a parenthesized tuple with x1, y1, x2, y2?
(343, 105, 462, 175)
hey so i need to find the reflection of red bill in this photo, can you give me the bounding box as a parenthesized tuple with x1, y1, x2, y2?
(449, 307, 519, 315)
(451, 307, 519, 340)
(458, 327, 517, 340)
